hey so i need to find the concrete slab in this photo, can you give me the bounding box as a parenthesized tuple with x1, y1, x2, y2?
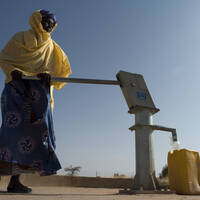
(0, 187, 199, 200)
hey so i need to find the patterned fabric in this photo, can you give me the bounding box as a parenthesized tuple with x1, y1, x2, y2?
(0, 161, 36, 176)
(0, 79, 61, 176)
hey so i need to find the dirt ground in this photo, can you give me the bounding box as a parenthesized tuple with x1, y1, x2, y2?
(0, 187, 199, 200)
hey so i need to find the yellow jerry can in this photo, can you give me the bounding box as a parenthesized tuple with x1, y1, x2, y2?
(168, 149, 200, 195)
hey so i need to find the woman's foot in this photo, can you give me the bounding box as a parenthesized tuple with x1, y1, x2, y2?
(7, 182, 32, 193)
(7, 175, 32, 193)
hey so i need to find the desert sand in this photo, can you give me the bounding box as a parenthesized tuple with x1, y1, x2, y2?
(0, 187, 199, 200)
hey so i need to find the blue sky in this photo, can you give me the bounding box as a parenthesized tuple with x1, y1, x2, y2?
(0, 0, 199, 177)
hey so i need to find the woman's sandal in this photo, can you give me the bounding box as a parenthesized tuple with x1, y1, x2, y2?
(7, 183, 32, 193)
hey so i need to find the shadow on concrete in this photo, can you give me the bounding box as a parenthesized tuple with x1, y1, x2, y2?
(0, 191, 117, 196)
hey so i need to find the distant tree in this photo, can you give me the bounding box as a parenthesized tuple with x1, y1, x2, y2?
(113, 172, 119, 177)
(64, 165, 82, 176)
(113, 172, 126, 178)
(159, 164, 168, 178)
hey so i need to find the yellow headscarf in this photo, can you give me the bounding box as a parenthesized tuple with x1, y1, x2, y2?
(0, 10, 72, 108)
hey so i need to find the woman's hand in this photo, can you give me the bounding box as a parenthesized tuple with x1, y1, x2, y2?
(11, 70, 23, 81)
(37, 73, 51, 86)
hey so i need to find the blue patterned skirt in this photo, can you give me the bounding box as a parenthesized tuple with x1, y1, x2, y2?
(0, 79, 61, 176)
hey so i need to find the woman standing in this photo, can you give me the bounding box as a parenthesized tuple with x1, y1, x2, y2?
(0, 10, 71, 193)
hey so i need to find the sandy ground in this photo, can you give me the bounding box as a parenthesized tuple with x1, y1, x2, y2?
(0, 187, 199, 200)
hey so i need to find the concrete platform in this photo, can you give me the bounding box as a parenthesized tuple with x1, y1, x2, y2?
(0, 187, 199, 200)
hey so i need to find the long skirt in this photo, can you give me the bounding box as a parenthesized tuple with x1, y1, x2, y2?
(0, 79, 61, 176)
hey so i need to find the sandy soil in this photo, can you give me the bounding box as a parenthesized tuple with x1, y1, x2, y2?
(0, 187, 199, 200)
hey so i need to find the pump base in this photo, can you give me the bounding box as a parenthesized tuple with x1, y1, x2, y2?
(118, 189, 175, 195)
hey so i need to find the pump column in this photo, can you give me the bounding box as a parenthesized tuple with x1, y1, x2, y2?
(132, 109, 159, 190)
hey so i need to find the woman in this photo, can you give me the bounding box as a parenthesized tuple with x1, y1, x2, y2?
(0, 10, 71, 193)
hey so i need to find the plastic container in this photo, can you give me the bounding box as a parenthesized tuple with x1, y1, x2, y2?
(168, 149, 200, 194)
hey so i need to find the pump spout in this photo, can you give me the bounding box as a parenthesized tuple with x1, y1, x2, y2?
(172, 130, 178, 142)
(130, 124, 178, 143)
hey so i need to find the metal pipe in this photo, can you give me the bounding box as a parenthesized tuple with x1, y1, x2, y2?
(129, 124, 178, 142)
(22, 75, 120, 86)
